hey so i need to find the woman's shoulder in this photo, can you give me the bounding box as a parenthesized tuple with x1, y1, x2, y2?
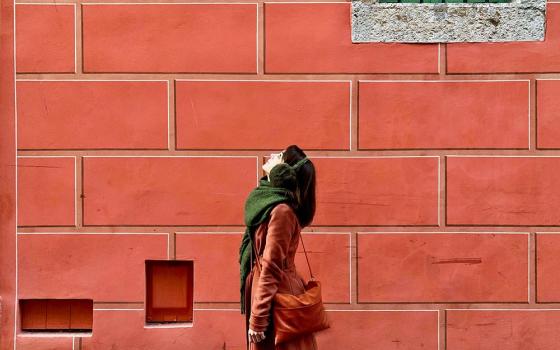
(270, 202, 295, 216)
(270, 203, 300, 228)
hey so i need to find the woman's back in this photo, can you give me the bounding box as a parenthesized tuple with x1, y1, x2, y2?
(248, 203, 318, 350)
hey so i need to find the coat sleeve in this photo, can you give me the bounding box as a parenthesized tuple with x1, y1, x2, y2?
(249, 203, 296, 332)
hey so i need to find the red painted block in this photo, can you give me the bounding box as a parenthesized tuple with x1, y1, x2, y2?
(447, 156, 560, 225)
(18, 234, 168, 302)
(45, 300, 71, 329)
(294, 233, 351, 303)
(358, 81, 529, 149)
(17, 157, 75, 227)
(447, 310, 560, 349)
(357, 233, 528, 302)
(316, 310, 438, 349)
(69, 300, 94, 329)
(536, 233, 560, 302)
(264, 3, 439, 74)
(82, 4, 256, 73)
(83, 157, 256, 226)
(17, 81, 168, 150)
(16, 337, 73, 350)
(81, 309, 245, 349)
(311, 157, 439, 226)
(20, 300, 47, 330)
(175, 81, 350, 150)
(447, 4, 560, 73)
(16, 4, 75, 73)
(537, 80, 560, 149)
(175, 233, 243, 303)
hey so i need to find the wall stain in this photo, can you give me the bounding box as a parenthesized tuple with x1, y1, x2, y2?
(431, 257, 482, 264)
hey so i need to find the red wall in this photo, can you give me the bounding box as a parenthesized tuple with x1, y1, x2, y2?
(0, 0, 16, 349)
(4, 0, 560, 349)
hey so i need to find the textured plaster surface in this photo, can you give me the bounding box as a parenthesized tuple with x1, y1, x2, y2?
(351, 0, 547, 42)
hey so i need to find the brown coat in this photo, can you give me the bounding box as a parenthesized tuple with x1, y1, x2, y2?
(247, 203, 318, 350)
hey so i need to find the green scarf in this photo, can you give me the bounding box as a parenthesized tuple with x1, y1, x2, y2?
(239, 175, 295, 314)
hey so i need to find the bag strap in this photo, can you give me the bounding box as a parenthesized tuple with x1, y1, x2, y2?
(298, 232, 315, 280)
(251, 235, 295, 295)
(250, 225, 315, 286)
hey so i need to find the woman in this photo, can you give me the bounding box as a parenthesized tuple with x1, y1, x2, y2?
(239, 145, 318, 350)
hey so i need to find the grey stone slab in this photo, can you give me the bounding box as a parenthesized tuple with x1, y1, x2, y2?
(351, 0, 546, 42)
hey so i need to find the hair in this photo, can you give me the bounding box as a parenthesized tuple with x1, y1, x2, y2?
(281, 145, 316, 228)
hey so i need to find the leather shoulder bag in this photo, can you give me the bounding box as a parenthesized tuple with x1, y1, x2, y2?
(251, 229, 331, 345)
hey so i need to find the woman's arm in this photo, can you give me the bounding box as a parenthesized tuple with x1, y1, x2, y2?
(249, 203, 296, 332)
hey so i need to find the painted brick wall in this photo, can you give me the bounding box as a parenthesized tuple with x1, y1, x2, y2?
(9, 0, 560, 349)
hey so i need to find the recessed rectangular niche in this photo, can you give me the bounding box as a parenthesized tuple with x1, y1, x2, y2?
(145, 260, 194, 323)
(19, 299, 93, 332)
